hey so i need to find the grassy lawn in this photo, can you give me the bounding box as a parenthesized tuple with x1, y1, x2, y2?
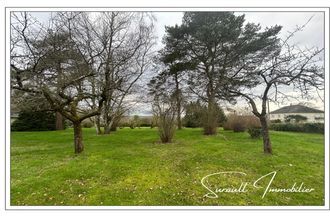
(10, 128, 324, 206)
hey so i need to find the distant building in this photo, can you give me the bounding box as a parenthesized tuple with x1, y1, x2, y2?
(269, 104, 324, 123)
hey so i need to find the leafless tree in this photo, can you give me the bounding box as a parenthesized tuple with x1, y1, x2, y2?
(226, 24, 324, 154)
(10, 12, 104, 153)
(152, 95, 177, 144)
(71, 12, 156, 135)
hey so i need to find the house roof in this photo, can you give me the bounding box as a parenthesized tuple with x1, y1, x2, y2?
(270, 105, 324, 114)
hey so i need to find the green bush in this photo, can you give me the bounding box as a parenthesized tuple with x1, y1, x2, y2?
(11, 110, 56, 131)
(269, 123, 324, 133)
(183, 101, 206, 128)
(247, 127, 262, 139)
(269, 123, 303, 132)
(302, 123, 324, 133)
(183, 100, 226, 128)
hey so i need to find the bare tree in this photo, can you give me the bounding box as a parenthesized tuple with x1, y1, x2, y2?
(226, 25, 324, 154)
(11, 12, 104, 154)
(152, 95, 177, 143)
(72, 12, 156, 135)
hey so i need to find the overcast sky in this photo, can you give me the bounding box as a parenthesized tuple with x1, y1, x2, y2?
(22, 11, 325, 115)
(154, 11, 324, 47)
(145, 11, 325, 115)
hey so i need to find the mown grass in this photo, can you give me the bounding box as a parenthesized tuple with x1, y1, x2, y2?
(10, 127, 324, 206)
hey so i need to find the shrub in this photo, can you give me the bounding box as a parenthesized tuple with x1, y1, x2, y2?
(245, 116, 261, 128)
(223, 122, 232, 130)
(302, 123, 324, 133)
(232, 121, 246, 132)
(11, 110, 56, 131)
(269, 123, 324, 134)
(223, 114, 241, 131)
(247, 127, 262, 139)
(157, 114, 176, 143)
(269, 123, 303, 132)
(223, 114, 260, 132)
(183, 101, 206, 128)
(153, 98, 177, 143)
(183, 100, 226, 128)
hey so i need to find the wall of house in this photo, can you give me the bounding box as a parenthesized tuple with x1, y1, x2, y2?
(269, 113, 324, 123)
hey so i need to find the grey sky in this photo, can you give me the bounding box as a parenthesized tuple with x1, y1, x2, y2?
(154, 11, 324, 48)
(18, 11, 325, 114)
(149, 11, 325, 115)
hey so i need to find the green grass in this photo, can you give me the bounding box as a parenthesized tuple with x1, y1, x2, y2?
(10, 128, 324, 206)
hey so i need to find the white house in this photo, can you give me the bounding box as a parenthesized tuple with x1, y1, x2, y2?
(269, 104, 324, 123)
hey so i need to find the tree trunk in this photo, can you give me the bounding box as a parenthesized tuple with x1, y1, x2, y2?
(204, 73, 217, 135)
(94, 115, 102, 135)
(177, 101, 182, 130)
(104, 119, 113, 134)
(55, 111, 64, 130)
(73, 122, 84, 154)
(204, 99, 217, 135)
(174, 74, 182, 130)
(110, 121, 117, 131)
(259, 115, 272, 154)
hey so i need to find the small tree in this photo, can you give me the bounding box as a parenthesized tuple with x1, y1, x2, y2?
(183, 100, 226, 128)
(11, 12, 104, 154)
(158, 25, 196, 129)
(226, 22, 324, 154)
(76, 12, 156, 135)
(152, 96, 177, 143)
(149, 75, 177, 143)
(11, 90, 65, 130)
(11, 110, 56, 131)
(183, 100, 205, 128)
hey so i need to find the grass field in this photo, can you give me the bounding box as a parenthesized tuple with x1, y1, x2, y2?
(10, 128, 325, 206)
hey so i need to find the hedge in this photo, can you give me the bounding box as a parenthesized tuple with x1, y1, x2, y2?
(269, 123, 324, 134)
